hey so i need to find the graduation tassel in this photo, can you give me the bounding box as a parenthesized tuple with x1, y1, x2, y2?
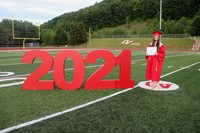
(155, 60, 158, 71)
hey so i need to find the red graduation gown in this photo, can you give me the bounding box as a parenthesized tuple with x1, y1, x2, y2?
(145, 44, 166, 82)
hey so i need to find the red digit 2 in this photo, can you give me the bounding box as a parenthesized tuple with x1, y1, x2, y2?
(84, 50, 134, 89)
(22, 50, 54, 90)
(84, 50, 116, 89)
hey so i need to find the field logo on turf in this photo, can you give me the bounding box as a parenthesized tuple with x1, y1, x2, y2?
(121, 40, 140, 45)
(138, 81, 179, 91)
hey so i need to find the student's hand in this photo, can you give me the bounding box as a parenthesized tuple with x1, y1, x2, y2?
(154, 52, 157, 55)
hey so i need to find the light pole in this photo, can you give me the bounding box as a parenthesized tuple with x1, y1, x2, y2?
(88, 27, 91, 47)
(160, 0, 163, 43)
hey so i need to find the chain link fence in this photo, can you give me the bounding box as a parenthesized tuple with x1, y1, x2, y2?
(92, 34, 190, 38)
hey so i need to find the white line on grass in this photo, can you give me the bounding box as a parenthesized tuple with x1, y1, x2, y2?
(0, 65, 103, 80)
(0, 50, 121, 67)
(167, 66, 172, 68)
(0, 58, 144, 80)
(1, 61, 200, 133)
(161, 61, 200, 78)
(0, 52, 192, 67)
(0, 53, 194, 80)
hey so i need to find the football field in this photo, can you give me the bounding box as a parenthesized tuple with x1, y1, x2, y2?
(0, 49, 200, 132)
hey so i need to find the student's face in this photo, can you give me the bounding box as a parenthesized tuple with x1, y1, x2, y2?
(154, 35, 159, 41)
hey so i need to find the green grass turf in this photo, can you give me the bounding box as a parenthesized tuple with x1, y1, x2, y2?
(9, 54, 200, 133)
(0, 50, 200, 132)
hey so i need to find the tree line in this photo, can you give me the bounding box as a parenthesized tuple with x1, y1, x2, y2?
(0, 0, 200, 46)
(0, 19, 39, 47)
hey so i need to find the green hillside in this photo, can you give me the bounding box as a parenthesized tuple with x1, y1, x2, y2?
(86, 38, 194, 51)
(92, 21, 148, 36)
(1, 0, 200, 47)
(39, 0, 200, 45)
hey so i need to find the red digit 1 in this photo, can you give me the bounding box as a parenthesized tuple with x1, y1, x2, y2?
(22, 50, 54, 90)
(84, 50, 116, 90)
(115, 50, 134, 88)
(53, 50, 85, 90)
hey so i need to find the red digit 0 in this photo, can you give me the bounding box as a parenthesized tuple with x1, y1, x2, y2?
(84, 50, 115, 90)
(115, 50, 134, 88)
(53, 50, 85, 90)
(22, 50, 54, 90)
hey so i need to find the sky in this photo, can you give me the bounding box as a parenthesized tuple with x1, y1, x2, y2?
(0, 0, 103, 24)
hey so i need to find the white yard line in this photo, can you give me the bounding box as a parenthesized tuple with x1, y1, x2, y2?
(0, 53, 194, 80)
(0, 59, 144, 80)
(1, 61, 200, 133)
(0, 52, 191, 67)
(0, 58, 22, 61)
(0, 64, 108, 80)
(0, 57, 169, 80)
(161, 61, 200, 78)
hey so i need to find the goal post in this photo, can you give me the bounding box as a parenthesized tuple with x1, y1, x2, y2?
(12, 20, 40, 49)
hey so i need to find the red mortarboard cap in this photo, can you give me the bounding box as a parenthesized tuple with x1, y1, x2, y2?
(152, 31, 162, 36)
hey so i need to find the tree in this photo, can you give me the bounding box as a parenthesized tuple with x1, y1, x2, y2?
(68, 22, 87, 45)
(191, 13, 200, 36)
(53, 21, 70, 45)
(163, 20, 176, 34)
(41, 29, 55, 45)
(40, 0, 200, 32)
(1, 28, 14, 47)
(163, 0, 200, 20)
(175, 17, 191, 34)
(112, 28, 128, 35)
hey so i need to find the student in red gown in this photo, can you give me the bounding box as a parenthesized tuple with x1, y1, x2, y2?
(145, 31, 166, 89)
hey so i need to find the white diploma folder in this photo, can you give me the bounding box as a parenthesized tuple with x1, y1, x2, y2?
(146, 47, 157, 55)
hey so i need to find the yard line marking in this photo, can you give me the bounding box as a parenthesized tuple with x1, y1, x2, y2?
(0, 78, 26, 88)
(0, 52, 192, 67)
(167, 66, 172, 68)
(0, 87, 135, 133)
(0, 59, 144, 80)
(132, 62, 135, 64)
(0, 72, 15, 77)
(0, 62, 39, 67)
(1, 61, 200, 133)
(0, 64, 110, 80)
(0, 53, 194, 80)
(0, 58, 22, 60)
(161, 61, 200, 78)
(0, 50, 121, 67)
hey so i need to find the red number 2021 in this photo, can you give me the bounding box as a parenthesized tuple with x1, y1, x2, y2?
(22, 50, 134, 90)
